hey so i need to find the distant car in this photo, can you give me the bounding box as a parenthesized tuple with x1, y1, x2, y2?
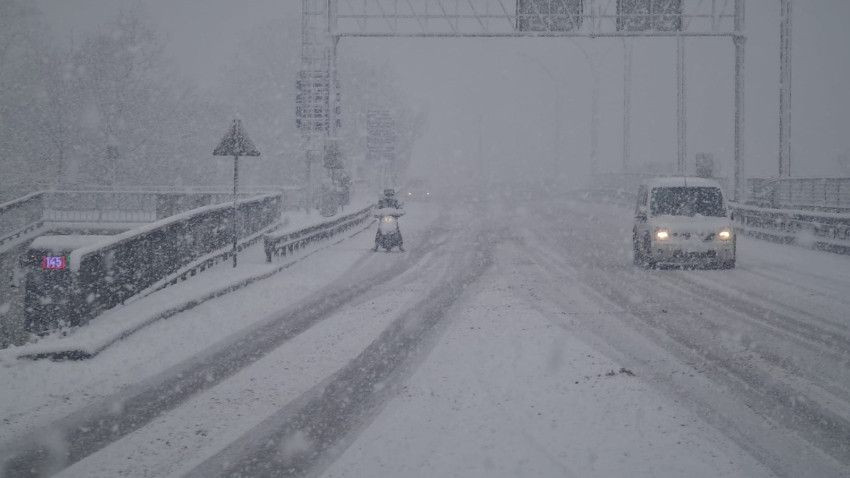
(633, 177, 736, 269)
(402, 179, 432, 201)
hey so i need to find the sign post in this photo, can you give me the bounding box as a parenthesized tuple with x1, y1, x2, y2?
(213, 119, 260, 267)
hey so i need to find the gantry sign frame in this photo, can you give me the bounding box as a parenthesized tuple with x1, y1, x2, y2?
(300, 0, 747, 200)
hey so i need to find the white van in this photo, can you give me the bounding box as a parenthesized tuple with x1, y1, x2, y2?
(633, 177, 736, 269)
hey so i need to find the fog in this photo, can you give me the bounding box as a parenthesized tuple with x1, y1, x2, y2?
(30, 0, 850, 195)
(4, 3, 850, 477)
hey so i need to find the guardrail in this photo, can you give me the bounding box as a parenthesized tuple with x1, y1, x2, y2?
(1, 187, 306, 242)
(264, 205, 374, 262)
(54, 184, 302, 194)
(730, 203, 850, 255)
(45, 190, 246, 223)
(53, 194, 282, 326)
(748, 177, 850, 212)
(0, 192, 45, 246)
(143, 222, 279, 296)
(572, 186, 850, 256)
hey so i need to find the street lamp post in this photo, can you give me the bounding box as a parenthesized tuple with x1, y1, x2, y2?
(779, 0, 792, 177)
(676, 34, 687, 175)
(564, 41, 602, 176)
(516, 53, 563, 179)
(733, 0, 746, 202)
(623, 39, 633, 172)
(560, 39, 621, 176)
(517, 41, 610, 179)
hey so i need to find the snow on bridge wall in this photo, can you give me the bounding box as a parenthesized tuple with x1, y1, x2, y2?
(23, 194, 282, 333)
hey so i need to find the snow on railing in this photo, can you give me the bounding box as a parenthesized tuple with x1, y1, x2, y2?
(748, 177, 850, 212)
(571, 178, 850, 256)
(0, 192, 45, 246)
(1, 186, 306, 241)
(730, 203, 850, 255)
(31, 194, 283, 330)
(264, 205, 374, 262)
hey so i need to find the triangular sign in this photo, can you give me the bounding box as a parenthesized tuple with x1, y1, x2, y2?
(213, 119, 260, 157)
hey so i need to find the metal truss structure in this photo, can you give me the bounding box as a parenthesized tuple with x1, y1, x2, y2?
(332, 0, 738, 37)
(299, 0, 341, 210)
(301, 0, 748, 200)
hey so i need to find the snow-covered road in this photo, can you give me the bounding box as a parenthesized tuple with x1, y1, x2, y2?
(1, 195, 849, 477)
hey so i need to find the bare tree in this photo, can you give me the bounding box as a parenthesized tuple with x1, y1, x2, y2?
(72, 9, 178, 186)
(0, 0, 53, 198)
(218, 17, 302, 187)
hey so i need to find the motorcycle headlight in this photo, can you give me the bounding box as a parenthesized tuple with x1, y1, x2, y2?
(655, 229, 670, 240)
(718, 229, 732, 240)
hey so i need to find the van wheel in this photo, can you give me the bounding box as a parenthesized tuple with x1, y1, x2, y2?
(632, 236, 643, 265)
(638, 234, 656, 269)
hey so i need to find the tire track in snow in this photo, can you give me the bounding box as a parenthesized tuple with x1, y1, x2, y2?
(518, 204, 850, 476)
(746, 263, 850, 303)
(183, 225, 497, 478)
(539, 200, 850, 388)
(510, 236, 849, 477)
(0, 219, 452, 478)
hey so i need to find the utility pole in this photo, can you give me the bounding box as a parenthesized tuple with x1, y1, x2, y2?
(779, 0, 792, 177)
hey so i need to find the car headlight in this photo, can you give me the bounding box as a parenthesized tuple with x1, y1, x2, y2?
(718, 229, 732, 240)
(655, 229, 670, 240)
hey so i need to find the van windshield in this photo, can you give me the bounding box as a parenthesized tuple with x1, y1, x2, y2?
(650, 187, 725, 217)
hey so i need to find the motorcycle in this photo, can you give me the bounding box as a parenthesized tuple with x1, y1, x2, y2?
(374, 209, 404, 252)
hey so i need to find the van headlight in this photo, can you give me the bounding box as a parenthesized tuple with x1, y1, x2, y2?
(382, 216, 395, 223)
(718, 229, 732, 240)
(655, 229, 670, 240)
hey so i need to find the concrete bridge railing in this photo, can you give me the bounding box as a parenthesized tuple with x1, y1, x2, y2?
(22, 194, 282, 332)
(0, 192, 45, 249)
(0, 187, 304, 243)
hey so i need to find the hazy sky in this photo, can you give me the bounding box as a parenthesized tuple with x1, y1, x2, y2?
(36, 0, 850, 184)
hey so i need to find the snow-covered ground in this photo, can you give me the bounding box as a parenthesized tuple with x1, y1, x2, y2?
(2, 195, 850, 477)
(322, 246, 773, 478)
(2, 199, 374, 359)
(0, 201, 426, 442)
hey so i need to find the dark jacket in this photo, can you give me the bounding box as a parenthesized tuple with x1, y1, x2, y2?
(377, 197, 400, 209)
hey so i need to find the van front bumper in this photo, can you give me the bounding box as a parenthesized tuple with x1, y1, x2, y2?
(650, 240, 735, 265)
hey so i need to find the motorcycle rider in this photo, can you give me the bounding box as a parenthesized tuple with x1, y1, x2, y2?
(374, 189, 404, 252)
(377, 188, 401, 209)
